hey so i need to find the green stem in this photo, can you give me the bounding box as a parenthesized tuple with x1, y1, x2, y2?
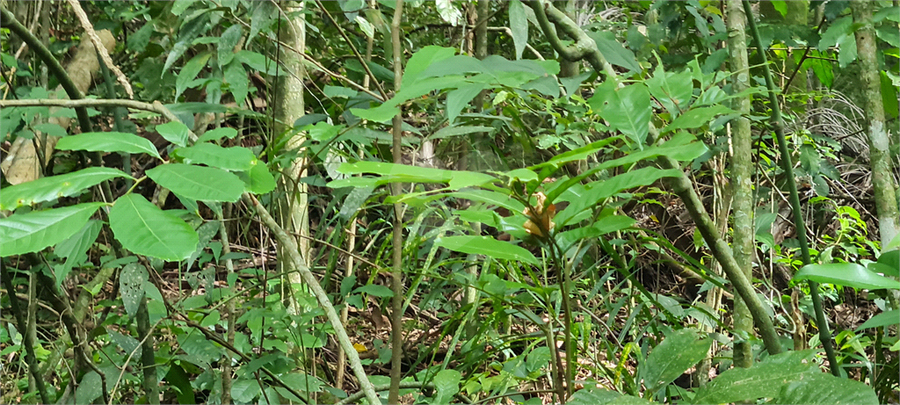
(742, 0, 839, 376)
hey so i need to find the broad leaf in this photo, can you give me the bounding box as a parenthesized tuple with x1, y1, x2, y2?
(196, 127, 238, 143)
(509, 0, 528, 60)
(174, 143, 257, 171)
(432, 369, 461, 405)
(691, 350, 819, 404)
(446, 84, 486, 124)
(0, 167, 130, 210)
(109, 194, 198, 261)
(146, 164, 244, 202)
(403, 45, 457, 86)
(56, 132, 161, 159)
(120, 263, 148, 318)
(176, 52, 211, 100)
(664, 105, 734, 132)
(590, 81, 651, 146)
(435, 235, 538, 265)
(587, 31, 641, 73)
(155, 121, 191, 147)
(53, 220, 102, 287)
(354, 284, 393, 298)
(641, 329, 711, 394)
(569, 386, 649, 405)
(775, 372, 878, 405)
(238, 163, 276, 195)
(794, 263, 900, 290)
(856, 309, 900, 330)
(74, 371, 103, 404)
(0, 203, 105, 256)
(646, 67, 693, 117)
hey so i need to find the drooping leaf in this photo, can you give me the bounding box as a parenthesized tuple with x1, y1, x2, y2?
(155, 121, 191, 147)
(120, 263, 148, 318)
(435, 235, 538, 265)
(856, 309, 900, 330)
(691, 350, 820, 404)
(794, 263, 900, 290)
(224, 60, 249, 106)
(74, 371, 103, 404)
(587, 30, 641, 73)
(353, 284, 393, 298)
(176, 52, 211, 100)
(403, 46, 457, 86)
(109, 194, 198, 261)
(218, 24, 243, 66)
(237, 163, 276, 195)
(56, 132, 161, 159)
(173, 143, 257, 171)
(0, 203, 105, 256)
(590, 81, 651, 146)
(569, 386, 649, 405)
(641, 329, 711, 394)
(664, 105, 734, 132)
(646, 66, 694, 117)
(775, 372, 878, 405)
(146, 164, 245, 202)
(432, 369, 461, 405)
(0, 167, 130, 210)
(509, 0, 528, 60)
(53, 220, 102, 287)
(446, 83, 486, 124)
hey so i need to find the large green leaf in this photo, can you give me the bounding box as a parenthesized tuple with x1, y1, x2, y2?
(403, 45, 457, 86)
(146, 164, 244, 202)
(56, 132, 161, 159)
(569, 386, 649, 405)
(155, 121, 190, 147)
(0, 167, 130, 210)
(794, 263, 900, 290)
(331, 161, 495, 190)
(435, 235, 538, 265)
(109, 194, 198, 261)
(646, 66, 694, 117)
(432, 369, 461, 405)
(691, 350, 818, 404)
(173, 143, 257, 171)
(120, 263, 148, 318)
(641, 329, 711, 394)
(53, 220, 102, 287)
(590, 81, 651, 145)
(775, 372, 878, 405)
(509, 0, 527, 60)
(664, 105, 734, 132)
(237, 163, 276, 195)
(587, 31, 641, 73)
(176, 51, 211, 100)
(0, 203, 105, 256)
(446, 84, 486, 124)
(856, 309, 900, 330)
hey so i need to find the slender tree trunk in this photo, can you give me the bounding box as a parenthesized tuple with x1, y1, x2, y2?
(389, 1, 406, 403)
(726, 0, 755, 369)
(850, 1, 900, 246)
(273, 2, 310, 315)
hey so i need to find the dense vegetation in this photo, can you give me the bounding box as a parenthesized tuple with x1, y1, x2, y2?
(1, 1, 898, 404)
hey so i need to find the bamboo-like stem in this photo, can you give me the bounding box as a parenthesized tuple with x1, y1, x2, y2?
(389, 1, 406, 403)
(742, 0, 838, 374)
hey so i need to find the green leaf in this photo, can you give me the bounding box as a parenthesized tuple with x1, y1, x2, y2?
(646, 66, 694, 117)
(196, 127, 238, 143)
(641, 329, 711, 394)
(691, 350, 819, 404)
(569, 386, 649, 405)
(429, 124, 493, 141)
(557, 215, 636, 250)
(146, 164, 244, 202)
(403, 45, 457, 86)
(238, 163, 276, 195)
(771, 0, 787, 16)
(120, 263, 148, 318)
(0, 167, 130, 210)
(590, 81, 651, 146)
(0, 203, 105, 256)
(174, 143, 257, 171)
(235, 50, 282, 76)
(856, 309, 900, 330)
(432, 369, 461, 405)
(224, 60, 249, 106)
(155, 121, 191, 147)
(449, 189, 524, 213)
(176, 52, 211, 100)
(56, 131, 161, 159)
(74, 371, 103, 404)
(53, 220, 102, 287)
(354, 284, 393, 298)
(109, 194, 198, 261)
(664, 105, 734, 132)
(218, 24, 242, 66)
(165, 363, 197, 405)
(775, 372, 878, 405)
(108, 329, 141, 357)
(435, 235, 538, 265)
(587, 31, 641, 73)
(231, 379, 260, 403)
(509, 0, 528, 60)
(350, 105, 399, 123)
(794, 263, 900, 290)
(446, 83, 486, 124)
